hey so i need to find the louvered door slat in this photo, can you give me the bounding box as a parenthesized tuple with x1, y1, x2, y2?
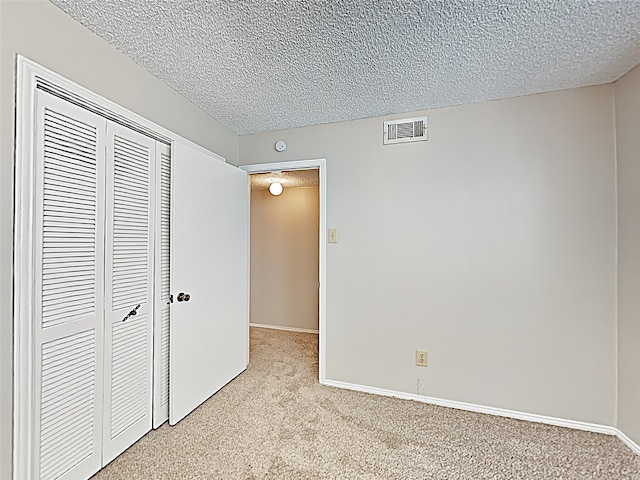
(114, 164, 149, 179)
(44, 212, 95, 223)
(44, 273, 95, 285)
(112, 263, 147, 272)
(44, 168, 96, 187)
(109, 201, 148, 213)
(45, 124, 96, 145)
(43, 141, 97, 161)
(45, 111, 98, 137)
(43, 228, 95, 236)
(45, 150, 96, 165)
(43, 284, 95, 297)
(43, 268, 94, 279)
(102, 123, 154, 466)
(43, 295, 97, 311)
(45, 152, 97, 169)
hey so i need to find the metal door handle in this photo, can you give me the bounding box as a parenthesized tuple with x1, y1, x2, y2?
(177, 292, 191, 302)
(122, 304, 141, 322)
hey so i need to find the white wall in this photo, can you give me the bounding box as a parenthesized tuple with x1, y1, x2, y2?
(0, 1, 239, 477)
(615, 63, 640, 447)
(240, 85, 618, 426)
(250, 185, 319, 331)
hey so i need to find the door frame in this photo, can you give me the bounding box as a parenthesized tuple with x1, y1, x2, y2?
(241, 160, 327, 384)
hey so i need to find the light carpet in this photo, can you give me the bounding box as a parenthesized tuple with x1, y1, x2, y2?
(92, 327, 640, 479)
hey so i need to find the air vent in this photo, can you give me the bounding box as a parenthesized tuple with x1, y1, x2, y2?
(383, 116, 428, 145)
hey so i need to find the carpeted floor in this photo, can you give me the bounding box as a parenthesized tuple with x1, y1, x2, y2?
(92, 327, 640, 479)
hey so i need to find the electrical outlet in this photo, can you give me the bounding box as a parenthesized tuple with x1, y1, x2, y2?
(415, 350, 428, 367)
(328, 228, 338, 243)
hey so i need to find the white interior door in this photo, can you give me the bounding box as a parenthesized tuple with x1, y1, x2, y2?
(169, 142, 249, 425)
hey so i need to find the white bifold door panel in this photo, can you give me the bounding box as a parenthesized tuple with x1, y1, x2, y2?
(170, 142, 249, 425)
(33, 91, 105, 480)
(102, 123, 155, 464)
(153, 144, 172, 428)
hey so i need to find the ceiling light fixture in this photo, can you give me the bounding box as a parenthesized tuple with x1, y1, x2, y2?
(269, 182, 283, 196)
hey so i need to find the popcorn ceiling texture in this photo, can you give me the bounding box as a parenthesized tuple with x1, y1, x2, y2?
(50, 0, 640, 135)
(250, 170, 319, 191)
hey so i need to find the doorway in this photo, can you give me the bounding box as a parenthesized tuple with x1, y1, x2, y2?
(241, 160, 327, 383)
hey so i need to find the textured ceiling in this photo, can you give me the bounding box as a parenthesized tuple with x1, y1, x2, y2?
(50, 0, 640, 135)
(250, 169, 319, 191)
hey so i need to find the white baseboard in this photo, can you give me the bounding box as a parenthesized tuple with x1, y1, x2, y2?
(250, 322, 319, 334)
(615, 428, 640, 455)
(322, 379, 618, 435)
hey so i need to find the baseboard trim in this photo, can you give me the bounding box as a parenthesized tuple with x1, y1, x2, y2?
(249, 323, 319, 334)
(615, 428, 640, 455)
(322, 379, 616, 435)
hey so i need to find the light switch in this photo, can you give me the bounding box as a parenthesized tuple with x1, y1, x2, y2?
(328, 228, 338, 243)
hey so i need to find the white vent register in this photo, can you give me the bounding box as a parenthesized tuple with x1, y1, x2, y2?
(383, 116, 428, 145)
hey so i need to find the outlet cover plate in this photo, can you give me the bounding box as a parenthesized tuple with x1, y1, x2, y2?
(416, 350, 428, 367)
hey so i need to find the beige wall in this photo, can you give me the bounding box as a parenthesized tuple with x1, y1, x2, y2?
(240, 85, 618, 426)
(0, 1, 239, 477)
(615, 63, 640, 447)
(1, 2, 634, 476)
(250, 185, 319, 331)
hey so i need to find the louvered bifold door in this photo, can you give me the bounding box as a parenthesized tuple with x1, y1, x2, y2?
(33, 91, 106, 480)
(102, 123, 155, 465)
(153, 143, 171, 428)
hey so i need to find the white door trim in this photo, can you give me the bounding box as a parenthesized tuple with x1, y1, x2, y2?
(14, 52, 42, 480)
(241, 159, 328, 384)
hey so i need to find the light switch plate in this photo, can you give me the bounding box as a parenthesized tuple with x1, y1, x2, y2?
(328, 228, 338, 243)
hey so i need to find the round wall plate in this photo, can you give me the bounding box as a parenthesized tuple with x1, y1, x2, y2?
(275, 140, 287, 152)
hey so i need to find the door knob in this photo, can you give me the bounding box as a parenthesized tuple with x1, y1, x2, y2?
(177, 292, 191, 302)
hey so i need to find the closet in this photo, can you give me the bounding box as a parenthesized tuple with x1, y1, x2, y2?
(33, 90, 164, 479)
(14, 57, 249, 480)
